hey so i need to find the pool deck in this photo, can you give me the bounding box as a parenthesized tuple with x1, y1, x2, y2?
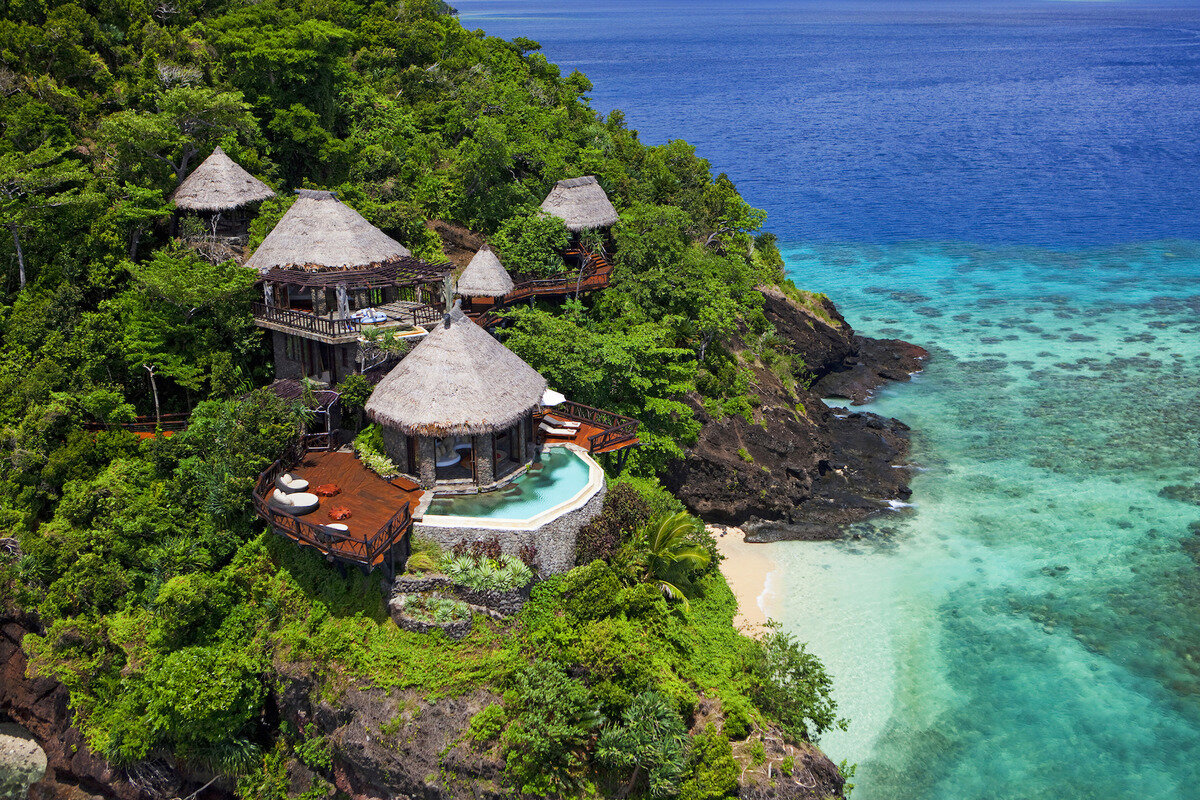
(269, 450, 423, 565)
(536, 414, 639, 454)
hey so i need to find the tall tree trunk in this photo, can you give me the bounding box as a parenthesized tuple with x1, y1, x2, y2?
(10, 226, 25, 289)
(144, 364, 161, 426)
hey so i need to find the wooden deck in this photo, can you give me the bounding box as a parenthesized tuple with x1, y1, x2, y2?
(536, 401, 640, 456)
(539, 417, 639, 454)
(258, 450, 421, 570)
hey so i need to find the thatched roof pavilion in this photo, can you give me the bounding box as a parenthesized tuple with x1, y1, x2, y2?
(366, 304, 547, 437)
(172, 146, 275, 212)
(539, 176, 619, 231)
(246, 189, 414, 274)
(456, 246, 515, 298)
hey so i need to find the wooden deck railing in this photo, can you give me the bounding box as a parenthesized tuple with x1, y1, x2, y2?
(252, 303, 443, 338)
(83, 413, 190, 434)
(252, 442, 411, 575)
(543, 400, 640, 453)
(252, 303, 360, 338)
(471, 248, 613, 328)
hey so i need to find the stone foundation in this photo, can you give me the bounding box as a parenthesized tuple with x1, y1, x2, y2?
(414, 481, 606, 575)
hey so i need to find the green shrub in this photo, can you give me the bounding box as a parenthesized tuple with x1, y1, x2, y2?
(558, 560, 623, 620)
(502, 661, 602, 797)
(352, 425, 399, 478)
(396, 594, 471, 624)
(443, 554, 532, 592)
(721, 693, 753, 740)
(576, 482, 653, 565)
(678, 724, 738, 800)
(597, 691, 688, 799)
(467, 704, 507, 743)
(748, 628, 844, 741)
(737, 447, 753, 463)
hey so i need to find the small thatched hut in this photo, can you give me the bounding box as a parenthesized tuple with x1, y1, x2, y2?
(539, 176, 619, 232)
(456, 246, 515, 307)
(172, 146, 275, 213)
(365, 303, 548, 489)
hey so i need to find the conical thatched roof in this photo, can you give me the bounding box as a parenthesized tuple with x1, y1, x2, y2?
(245, 189, 412, 273)
(172, 147, 275, 211)
(539, 176, 619, 231)
(365, 304, 547, 436)
(456, 246, 515, 297)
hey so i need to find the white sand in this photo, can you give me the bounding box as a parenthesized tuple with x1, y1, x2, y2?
(708, 525, 780, 637)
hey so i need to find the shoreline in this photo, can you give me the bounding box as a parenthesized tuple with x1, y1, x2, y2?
(709, 524, 779, 637)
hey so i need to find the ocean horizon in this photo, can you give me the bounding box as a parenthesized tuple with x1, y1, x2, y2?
(456, 2, 1200, 798)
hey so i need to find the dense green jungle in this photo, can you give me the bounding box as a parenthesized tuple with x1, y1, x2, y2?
(0, 2, 848, 798)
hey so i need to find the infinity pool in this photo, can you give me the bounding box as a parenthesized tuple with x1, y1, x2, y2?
(425, 447, 598, 523)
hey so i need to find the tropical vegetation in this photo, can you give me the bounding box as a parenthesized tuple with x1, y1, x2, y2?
(0, 0, 848, 797)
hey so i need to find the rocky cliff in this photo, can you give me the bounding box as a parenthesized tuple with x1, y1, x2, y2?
(663, 287, 927, 540)
(2, 613, 846, 800)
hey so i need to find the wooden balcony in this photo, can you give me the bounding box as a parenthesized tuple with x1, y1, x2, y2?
(253, 446, 422, 576)
(537, 400, 640, 455)
(251, 302, 443, 344)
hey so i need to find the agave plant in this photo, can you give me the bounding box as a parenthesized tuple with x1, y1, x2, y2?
(629, 512, 711, 610)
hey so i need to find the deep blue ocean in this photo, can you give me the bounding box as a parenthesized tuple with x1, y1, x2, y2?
(456, 3, 1200, 799)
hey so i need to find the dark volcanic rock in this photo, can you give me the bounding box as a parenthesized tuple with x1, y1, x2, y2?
(274, 663, 504, 800)
(663, 288, 923, 540)
(813, 335, 929, 404)
(1, 614, 218, 800)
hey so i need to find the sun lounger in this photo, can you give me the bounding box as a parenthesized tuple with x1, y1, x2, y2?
(544, 415, 582, 429)
(539, 421, 575, 437)
(270, 491, 319, 515)
(276, 472, 309, 493)
(317, 522, 348, 543)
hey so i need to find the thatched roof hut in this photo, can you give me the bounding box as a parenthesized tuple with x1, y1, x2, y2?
(365, 304, 547, 436)
(456, 246, 515, 298)
(245, 189, 412, 274)
(539, 176, 619, 231)
(172, 147, 275, 212)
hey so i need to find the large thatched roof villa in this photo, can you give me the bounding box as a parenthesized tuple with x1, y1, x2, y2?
(247, 189, 451, 385)
(366, 303, 546, 490)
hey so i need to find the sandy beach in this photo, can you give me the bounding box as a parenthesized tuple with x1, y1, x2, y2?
(708, 525, 779, 637)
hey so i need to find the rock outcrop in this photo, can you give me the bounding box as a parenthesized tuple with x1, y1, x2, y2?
(0, 614, 219, 800)
(663, 287, 927, 540)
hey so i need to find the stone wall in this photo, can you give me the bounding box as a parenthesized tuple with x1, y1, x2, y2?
(272, 331, 303, 381)
(414, 481, 605, 575)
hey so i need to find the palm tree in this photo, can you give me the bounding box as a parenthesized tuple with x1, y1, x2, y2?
(629, 512, 711, 610)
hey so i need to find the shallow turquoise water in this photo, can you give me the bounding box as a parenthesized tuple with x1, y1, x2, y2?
(426, 447, 592, 520)
(778, 241, 1200, 800)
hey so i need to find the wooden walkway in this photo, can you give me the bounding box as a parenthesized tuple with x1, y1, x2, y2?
(469, 248, 613, 328)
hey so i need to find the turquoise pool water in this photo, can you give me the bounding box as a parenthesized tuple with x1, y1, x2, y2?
(426, 447, 594, 521)
(776, 241, 1200, 800)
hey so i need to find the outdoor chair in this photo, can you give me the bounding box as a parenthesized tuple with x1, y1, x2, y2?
(317, 522, 348, 544)
(539, 421, 575, 437)
(276, 472, 309, 493)
(544, 415, 582, 429)
(270, 490, 319, 515)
